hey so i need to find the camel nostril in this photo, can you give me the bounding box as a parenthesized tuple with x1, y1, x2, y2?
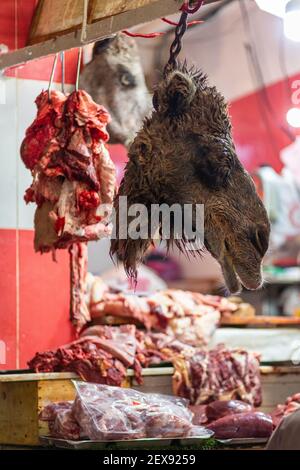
(249, 228, 268, 257)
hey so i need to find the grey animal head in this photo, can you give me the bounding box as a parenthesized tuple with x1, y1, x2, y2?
(80, 34, 151, 147)
(111, 64, 270, 294)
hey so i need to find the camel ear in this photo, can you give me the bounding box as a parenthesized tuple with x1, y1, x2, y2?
(191, 138, 235, 187)
(165, 71, 196, 114)
(93, 35, 117, 57)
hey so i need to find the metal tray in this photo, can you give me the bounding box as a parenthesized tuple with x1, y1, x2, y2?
(218, 437, 269, 446)
(40, 434, 213, 450)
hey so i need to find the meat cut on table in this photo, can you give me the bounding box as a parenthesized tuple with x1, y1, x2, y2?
(88, 279, 238, 346)
(172, 344, 262, 406)
(271, 392, 300, 427)
(207, 411, 273, 439)
(28, 325, 141, 386)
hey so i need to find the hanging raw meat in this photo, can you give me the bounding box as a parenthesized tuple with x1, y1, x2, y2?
(21, 89, 116, 253)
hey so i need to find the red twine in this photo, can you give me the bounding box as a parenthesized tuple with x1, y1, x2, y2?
(161, 17, 203, 27)
(122, 1, 203, 39)
(122, 30, 165, 38)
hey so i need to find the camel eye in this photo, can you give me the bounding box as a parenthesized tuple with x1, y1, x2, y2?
(250, 229, 268, 256)
(120, 71, 136, 88)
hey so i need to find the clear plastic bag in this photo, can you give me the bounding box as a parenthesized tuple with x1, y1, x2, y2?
(72, 381, 194, 440)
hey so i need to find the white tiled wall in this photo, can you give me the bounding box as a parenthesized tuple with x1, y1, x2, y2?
(0, 77, 72, 230)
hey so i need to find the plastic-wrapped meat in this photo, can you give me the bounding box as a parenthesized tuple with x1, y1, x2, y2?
(21, 89, 116, 253)
(72, 382, 193, 441)
(207, 412, 273, 439)
(172, 345, 262, 406)
(39, 401, 73, 421)
(49, 408, 82, 440)
(143, 403, 192, 438)
(189, 405, 208, 425)
(39, 401, 82, 440)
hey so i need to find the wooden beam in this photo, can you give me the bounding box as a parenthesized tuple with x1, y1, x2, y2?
(0, 0, 221, 71)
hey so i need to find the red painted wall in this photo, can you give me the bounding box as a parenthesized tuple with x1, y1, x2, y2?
(230, 75, 300, 173)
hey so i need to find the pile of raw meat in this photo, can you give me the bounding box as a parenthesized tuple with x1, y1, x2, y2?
(271, 392, 300, 427)
(191, 400, 273, 439)
(88, 276, 238, 345)
(20, 89, 116, 253)
(29, 322, 263, 409)
(39, 383, 212, 441)
(172, 344, 262, 406)
(28, 325, 153, 386)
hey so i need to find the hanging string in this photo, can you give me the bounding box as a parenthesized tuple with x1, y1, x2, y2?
(161, 17, 202, 27)
(122, 30, 165, 38)
(60, 51, 65, 95)
(48, 53, 58, 100)
(75, 47, 82, 91)
(80, 0, 89, 43)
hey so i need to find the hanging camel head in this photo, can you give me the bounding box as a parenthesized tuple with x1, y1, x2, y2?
(110, 64, 270, 294)
(80, 34, 151, 147)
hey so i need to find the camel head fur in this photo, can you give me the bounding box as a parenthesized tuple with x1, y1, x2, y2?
(110, 64, 270, 294)
(80, 34, 151, 147)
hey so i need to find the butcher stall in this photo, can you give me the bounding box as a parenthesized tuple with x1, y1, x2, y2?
(1, 0, 300, 455)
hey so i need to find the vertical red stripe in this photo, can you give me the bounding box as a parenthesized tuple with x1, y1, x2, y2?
(0, 230, 17, 369)
(19, 230, 74, 367)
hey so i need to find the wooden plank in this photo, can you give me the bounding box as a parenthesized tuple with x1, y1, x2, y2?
(260, 366, 300, 376)
(27, 0, 182, 44)
(221, 316, 300, 327)
(37, 378, 77, 437)
(0, 381, 38, 445)
(0, 372, 77, 382)
(90, 0, 163, 23)
(28, 0, 93, 45)
(0, 367, 175, 382)
(1, 365, 300, 382)
(0, 0, 220, 70)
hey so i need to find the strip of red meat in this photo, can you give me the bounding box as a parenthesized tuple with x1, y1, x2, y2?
(69, 242, 90, 332)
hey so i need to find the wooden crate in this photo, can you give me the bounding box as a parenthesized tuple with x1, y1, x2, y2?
(1, 366, 300, 445)
(0, 373, 76, 446)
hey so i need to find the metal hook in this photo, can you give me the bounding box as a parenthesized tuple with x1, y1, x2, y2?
(48, 53, 58, 100)
(181, 0, 204, 14)
(75, 47, 82, 91)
